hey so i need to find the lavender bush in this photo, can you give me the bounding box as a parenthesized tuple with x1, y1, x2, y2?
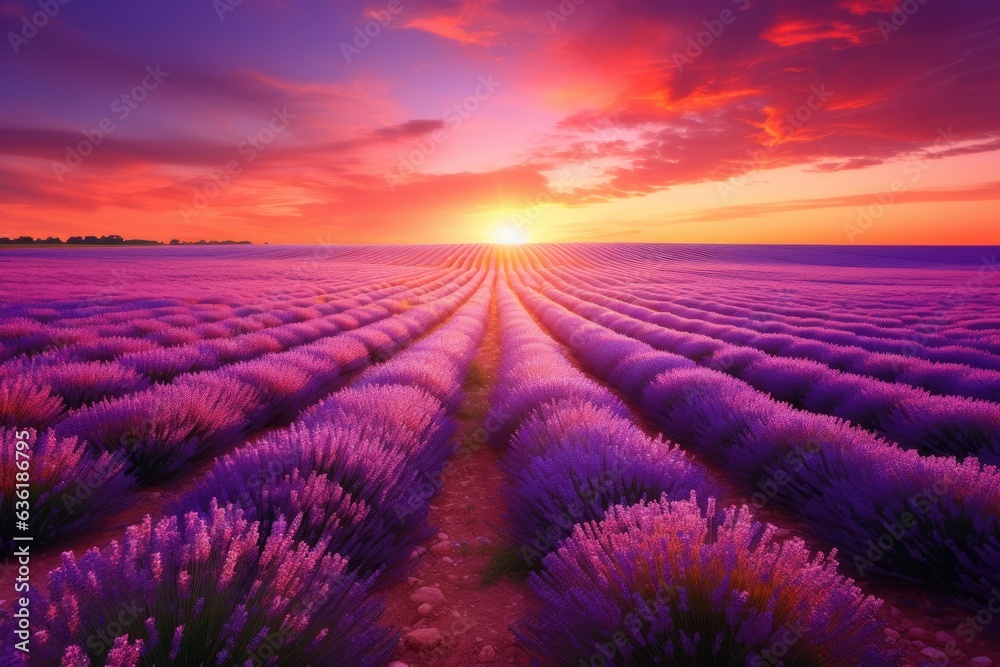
(0, 377, 64, 430)
(34, 504, 394, 666)
(0, 429, 133, 554)
(517, 497, 896, 666)
(57, 375, 263, 482)
(502, 401, 719, 566)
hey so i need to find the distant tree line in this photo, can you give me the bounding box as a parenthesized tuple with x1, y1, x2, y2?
(0, 235, 253, 246)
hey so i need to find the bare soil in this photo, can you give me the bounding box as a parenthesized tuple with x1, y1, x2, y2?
(380, 289, 534, 667)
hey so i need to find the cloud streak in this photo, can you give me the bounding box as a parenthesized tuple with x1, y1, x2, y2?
(1, 0, 998, 243)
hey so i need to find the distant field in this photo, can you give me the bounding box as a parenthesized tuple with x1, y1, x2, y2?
(1, 244, 998, 666)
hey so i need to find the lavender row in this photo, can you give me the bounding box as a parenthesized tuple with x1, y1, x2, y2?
(539, 262, 1000, 401)
(88, 267, 469, 379)
(53, 270, 486, 482)
(531, 244, 999, 355)
(536, 249, 1000, 368)
(4, 503, 395, 666)
(0, 271, 495, 666)
(0, 263, 442, 359)
(0, 264, 458, 376)
(529, 244, 998, 356)
(0, 242, 492, 322)
(518, 497, 892, 666)
(0, 268, 475, 429)
(509, 269, 1000, 611)
(178, 269, 494, 584)
(0, 271, 485, 557)
(487, 272, 893, 665)
(525, 269, 1000, 464)
(0, 428, 133, 555)
(486, 277, 715, 562)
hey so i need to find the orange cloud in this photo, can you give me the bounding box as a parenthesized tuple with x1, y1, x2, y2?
(401, 15, 499, 45)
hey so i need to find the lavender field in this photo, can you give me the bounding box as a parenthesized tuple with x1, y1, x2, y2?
(1, 244, 999, 667)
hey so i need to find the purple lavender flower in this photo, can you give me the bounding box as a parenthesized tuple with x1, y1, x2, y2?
(1, 429, 134, 554)
(27, 361, 150, 410)
(57, 375, 263, 483)
(35, 504, 394, 666)
(502, 401, 719, 567)
(517, 497, 896, 666)
(0, 377, 65, 430)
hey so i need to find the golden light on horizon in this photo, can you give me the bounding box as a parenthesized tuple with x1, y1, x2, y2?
(493, 222, 529, 245)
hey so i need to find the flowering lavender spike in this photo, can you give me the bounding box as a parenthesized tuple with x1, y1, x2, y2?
(1, 429, 133, 555)
(34, 504, 395, 666)
(517, 496, 897, 666)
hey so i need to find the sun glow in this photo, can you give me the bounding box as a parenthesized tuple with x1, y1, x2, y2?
(493, 222, 528, 245)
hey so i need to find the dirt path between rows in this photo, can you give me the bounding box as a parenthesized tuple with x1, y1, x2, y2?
(380, 289, 533, 667)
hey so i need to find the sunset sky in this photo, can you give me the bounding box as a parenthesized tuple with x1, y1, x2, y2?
(1, 0, 998, 245)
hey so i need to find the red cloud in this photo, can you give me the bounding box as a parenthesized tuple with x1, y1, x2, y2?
(762, 19, 876, 46)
